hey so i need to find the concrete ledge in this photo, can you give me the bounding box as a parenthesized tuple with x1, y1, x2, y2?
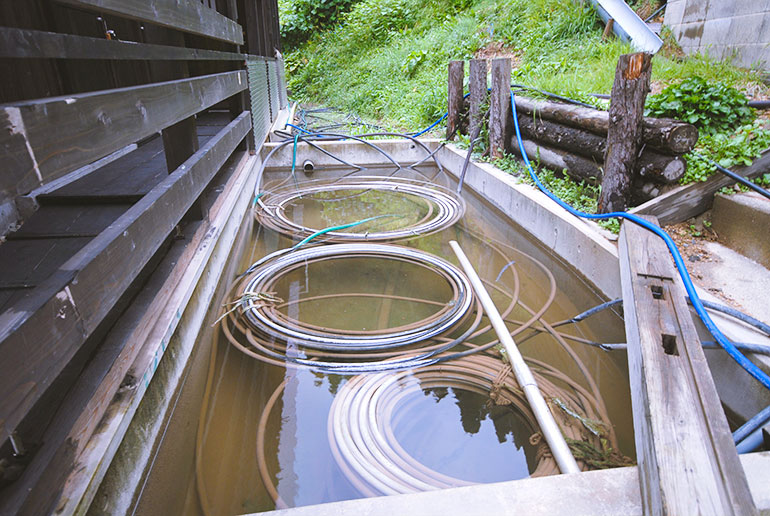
(436, 144, 621, 299)
(249, 452, 770, 516)
(262, 138, 441, 170)
(712, 192, 770, 269)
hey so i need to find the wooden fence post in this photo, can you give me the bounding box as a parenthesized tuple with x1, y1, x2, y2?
(489, 58, 512, 159)
(599, 52, 651, 213)
(469, 59, 487, 139)
(447, 60, 465, 140)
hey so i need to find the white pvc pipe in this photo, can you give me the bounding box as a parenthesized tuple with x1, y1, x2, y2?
(588, 0, 663, 54)
(449, 240, 581, 474)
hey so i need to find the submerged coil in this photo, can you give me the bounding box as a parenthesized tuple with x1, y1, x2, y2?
(254, 353, 615, 507)
(222, 243, 478, 372)
(326, 354, 610, 496)
(255, 177, 465, 242)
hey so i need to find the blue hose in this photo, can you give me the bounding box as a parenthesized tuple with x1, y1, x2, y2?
(509, 90, 770, 392)
(733, 403, 770, 444)
(410, 93, 471, 137)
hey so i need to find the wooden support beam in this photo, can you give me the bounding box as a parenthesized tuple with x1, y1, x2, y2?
(489, 58, 512, 159)
(0, 112, 251, 447)
(631, 150, 770, 226)
(447, 60, 464, 140)
(53, 0, 244, 45)
(599, 52, 652, 213)
(469, 59, 488, 140)
(619, 216, 757, 516)
(0, 27, 248, 61)
(0, 71, 247, 197)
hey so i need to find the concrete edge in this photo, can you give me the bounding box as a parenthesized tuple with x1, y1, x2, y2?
(246, 451, 770, 516)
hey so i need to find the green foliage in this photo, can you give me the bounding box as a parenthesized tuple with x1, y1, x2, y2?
(646, 77, 755, 135)
(489, 153, 620, 233)
(282, 0, 767, 215)
(401, 49, 428, 76)
(280, 0, 359, 49)
(682, 121, 770, 184)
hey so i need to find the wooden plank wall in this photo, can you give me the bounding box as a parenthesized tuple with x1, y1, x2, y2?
(0, 1, 285, 513)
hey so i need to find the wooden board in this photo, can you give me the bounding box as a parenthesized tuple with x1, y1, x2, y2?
(54, 0, 243, 45)
(0, 238, 92, 287)
(0, 151, 253, 516)
(0, 27, 247, 61)
(630, 150, 770, 226)
(38, 137, 167, 201)
(7, 204, 130, 238)
(0, 112, 251, 446)
(0, 71, 247, 197)
(618, 216, 757, 516)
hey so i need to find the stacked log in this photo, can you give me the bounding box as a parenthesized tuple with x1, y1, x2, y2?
(446, 57, 699, 205)
(509, 95, 697, 203)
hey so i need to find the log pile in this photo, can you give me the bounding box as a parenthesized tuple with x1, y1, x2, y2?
(511, 94, 697, 204)
(446, 58, 699, 206)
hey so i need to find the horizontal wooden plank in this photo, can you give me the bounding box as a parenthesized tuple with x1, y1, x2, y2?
(619, 217, 756, 516)
(0, 112, 251, 446)
(631, 150, 770, 226)
(0, 71, 247, 197)
(8, 204, 131, 239)
(54, 0, 243, 45)
(0, 27, 247, 61)
(0, 151, 253, 516)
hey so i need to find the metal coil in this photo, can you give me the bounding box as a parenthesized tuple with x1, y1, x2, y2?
(255, 177, 465, 242)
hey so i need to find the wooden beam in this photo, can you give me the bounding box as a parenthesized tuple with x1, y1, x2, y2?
(0, 71, 247, 197)
(631, 150, 770, 226)
(599, 52, 651, 213)
(0, 27, 247, 61)
(468, 58, 487, 140)
(447, 60, 464, 140)
(54, 0, 244, 45)
(619, 216, 757, 516)
(1, 150, 253, 516)
(0, 112, 251, 447)
(489, 58, 512, 159)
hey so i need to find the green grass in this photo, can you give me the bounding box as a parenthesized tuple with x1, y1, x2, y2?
(285, 0, 765, 131)
(282, 0, 768, 227)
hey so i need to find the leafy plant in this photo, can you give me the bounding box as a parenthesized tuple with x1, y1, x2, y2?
(280, 0, 360, 49)
(646, 77, 754, 135)
(489, 153, 620, 233)
(401, 49, 428, 76)
(682, 120, 770, 183)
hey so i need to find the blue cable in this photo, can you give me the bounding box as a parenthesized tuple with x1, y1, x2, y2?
(733, 403, 770, 444)
(410, 93, 471, 137)
(509, 90, 770, 392)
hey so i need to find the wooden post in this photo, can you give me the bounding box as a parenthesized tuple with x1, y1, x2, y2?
(619, 216, 757, 516)
(447, 60, 464, 140)
(602, 18, 615, 41)
(599, 52, 652, 213)
(469, 59, 487, 140)
(489, 58, 512, 159)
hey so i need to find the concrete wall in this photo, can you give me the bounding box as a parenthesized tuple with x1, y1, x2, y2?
(664, 0, 770, 71)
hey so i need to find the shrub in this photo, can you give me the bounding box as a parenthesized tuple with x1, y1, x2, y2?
(646, 77, 754, 135)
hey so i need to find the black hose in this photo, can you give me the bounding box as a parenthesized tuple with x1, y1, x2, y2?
(692, 152, 770, 201)
(561, 296, 768, 337)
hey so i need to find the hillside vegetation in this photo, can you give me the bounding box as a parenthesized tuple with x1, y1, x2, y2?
(280, 0, 770, 201)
